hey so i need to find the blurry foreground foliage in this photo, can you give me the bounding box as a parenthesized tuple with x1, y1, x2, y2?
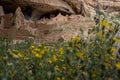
(0, 13, 120, 80)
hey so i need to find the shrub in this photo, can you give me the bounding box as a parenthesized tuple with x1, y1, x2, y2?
(0, 12, 120, 80)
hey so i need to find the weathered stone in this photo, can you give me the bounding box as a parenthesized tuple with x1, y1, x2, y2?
(85, 0, 96, 7)
(15, 7, 25, 29)
(0, 0, 75, 20)
(0, 6, 4, 16)
(0, 6, 4, 29)
(4, 13, 13, 29)
(52, 13, 68, 22)
(0, 0, 120, 41)
(1, 0, 120, 19)
(63, 0, 90, 17)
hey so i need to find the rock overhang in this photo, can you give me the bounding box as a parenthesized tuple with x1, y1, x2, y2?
(0, 0, 75, 20)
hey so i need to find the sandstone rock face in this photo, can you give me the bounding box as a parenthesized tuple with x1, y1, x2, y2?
(0, 6, 4, 16)
(0, 0, 120, 42)
(86, 0, 120, 12)
(0, 0, 96, 19)
(84, 0, 120, 18)
(0, 0, 75, 20)
(63, 0, 90, 17)
(4, 13, 13, 29)
(0, 0, 120, 19)
(85, 0, 96, 7)
(15, 7, 25, 29)
(0, 6, 4, 29)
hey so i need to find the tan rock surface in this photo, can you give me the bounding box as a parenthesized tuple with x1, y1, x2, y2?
(0, 6, 4, 29)
(0, 6, 4, 16)
(0, 0, 120, 42)
(0, 0, 75, 20)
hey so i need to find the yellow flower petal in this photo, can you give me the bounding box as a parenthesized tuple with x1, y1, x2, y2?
(54, 65, 61, 72)
(97, 32, 103, 37)
(76, 53, 85, 59)
(115, 62, 120, 70)
(34, 53, 42, 58)
(71, 37, 80, 43)
(100, 21, 110, 28)
(56, 77, 61, 80)
(29, 45, 35, 50)
(12, 54, 19, 58)
(48, 60, 52, 64)
(52, 55, 58, 62)
(112, 37, 120, 43)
